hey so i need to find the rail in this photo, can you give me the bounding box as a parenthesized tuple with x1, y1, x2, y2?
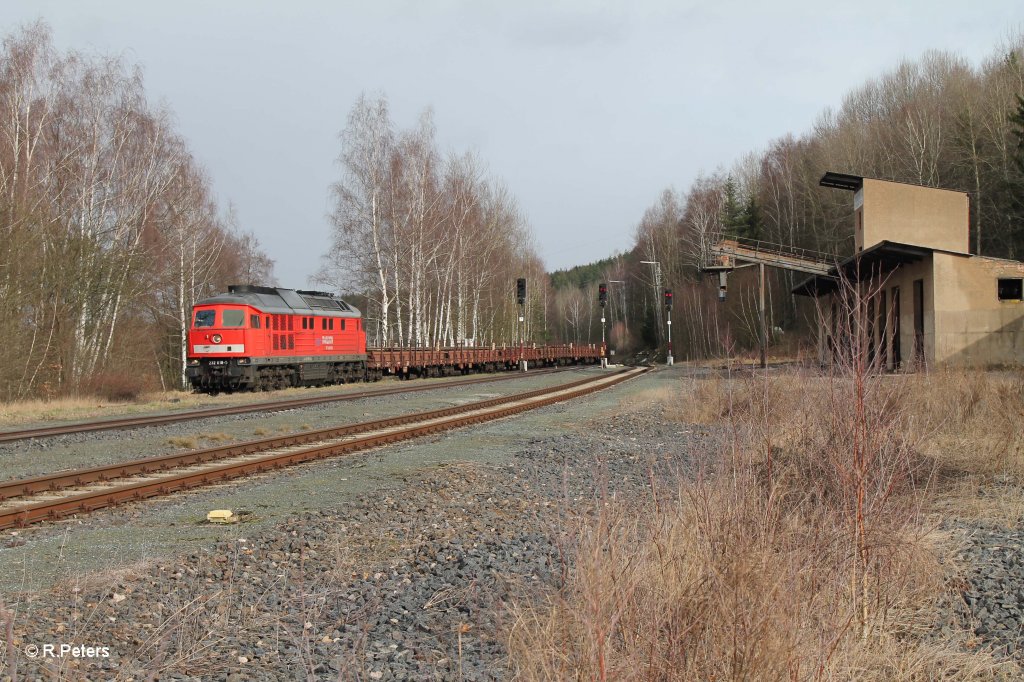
(0, 367, 647, 529)
(0, 367, 573, 444)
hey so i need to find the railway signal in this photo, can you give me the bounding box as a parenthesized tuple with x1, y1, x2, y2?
(664, 288, 674, 366)
(516, 278, 527, 371)
(599, 282, 608, 368)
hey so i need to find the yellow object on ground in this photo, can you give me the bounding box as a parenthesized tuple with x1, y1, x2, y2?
(206, 509, 237, 524)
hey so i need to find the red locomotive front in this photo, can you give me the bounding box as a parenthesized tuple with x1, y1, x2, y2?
(186, 285, 367, 392)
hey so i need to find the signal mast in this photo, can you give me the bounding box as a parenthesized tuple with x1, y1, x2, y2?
(599, 282, 608, 368)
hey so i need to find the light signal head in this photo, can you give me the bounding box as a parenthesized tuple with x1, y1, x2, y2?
(599, 283, 607, 306)
(664, 288, 673, 310)
(516, 278, 527, 305)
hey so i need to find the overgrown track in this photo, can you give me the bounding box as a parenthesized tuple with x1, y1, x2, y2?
(0, 368, 574, 444)
(0, 367, 647, 530)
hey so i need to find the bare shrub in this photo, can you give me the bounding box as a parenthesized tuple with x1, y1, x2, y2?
(508, 274, 1014, 679)
(82, 372, 152, 402)
(507, 465, 973, 680)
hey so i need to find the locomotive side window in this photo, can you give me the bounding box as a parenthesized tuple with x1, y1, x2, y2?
(341, 319, 346, 331)
(251, 315, 260, 328)
(193, 309, 216, 328)
(301, 318, 307, 330)
(329, 319, 334, 330)
(222, 309, 245, 327)
(321, 318, 327, 330)
(265, 316, 270, 328)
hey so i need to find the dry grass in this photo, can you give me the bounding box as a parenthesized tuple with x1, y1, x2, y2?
(0, 379, 365, 429)
(166, 436, 198, 449)
(201, 432, 233, 443)
(0, 391, 215, 428)
(507, 365, 1024, 680)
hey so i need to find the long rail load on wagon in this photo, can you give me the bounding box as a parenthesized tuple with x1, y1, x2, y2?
(186, 285, 601, 393)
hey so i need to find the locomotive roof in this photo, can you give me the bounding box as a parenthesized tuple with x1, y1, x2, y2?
(195, 285, 361, 317)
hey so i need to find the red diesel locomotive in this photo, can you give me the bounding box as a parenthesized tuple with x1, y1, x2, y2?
(187, 285, 368, 392)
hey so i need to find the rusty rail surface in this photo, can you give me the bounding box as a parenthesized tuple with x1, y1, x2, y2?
(0, 368, 646, 530)
(0, 367, 575, 444)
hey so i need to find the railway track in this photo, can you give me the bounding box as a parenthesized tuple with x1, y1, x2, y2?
(0, 367, 646, 530)
(0, 367, 576, 444)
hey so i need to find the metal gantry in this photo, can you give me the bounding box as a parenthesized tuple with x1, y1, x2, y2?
(702, 238, 836, 368)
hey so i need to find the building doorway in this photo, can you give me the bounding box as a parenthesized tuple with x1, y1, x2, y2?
(892, 286, 901, 369)
(913, 279, 924, 363)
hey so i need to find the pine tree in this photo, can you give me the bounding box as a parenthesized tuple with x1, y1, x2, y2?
(1011, 93, 1024, 173)
(721, 177, 748, 239)
(741, 195, 763, 241)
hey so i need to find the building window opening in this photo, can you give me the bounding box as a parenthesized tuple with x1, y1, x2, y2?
(998, 278, 1023, 301)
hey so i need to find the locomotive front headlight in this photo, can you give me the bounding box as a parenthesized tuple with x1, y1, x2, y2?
(237, 357, 250, 365)
(212, 334, 222, 344)
(187, 359, 200, 366)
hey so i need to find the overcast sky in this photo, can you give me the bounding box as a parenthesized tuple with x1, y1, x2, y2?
(1, 1, 1022, 287)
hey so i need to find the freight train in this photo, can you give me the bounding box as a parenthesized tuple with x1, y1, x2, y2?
(186, 285, 601, 392)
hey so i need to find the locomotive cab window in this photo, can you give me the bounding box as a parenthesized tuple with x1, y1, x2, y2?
(250, 314, 261, 328)
(222, 309, 245, 327)
(193, 309, 216, 328)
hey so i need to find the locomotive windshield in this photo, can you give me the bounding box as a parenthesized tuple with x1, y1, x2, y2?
(193, 309, 216, 328)
(222, 309, 245, 327)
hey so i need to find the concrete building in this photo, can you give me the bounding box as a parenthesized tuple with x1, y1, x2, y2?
(794, 172, 1024, 369)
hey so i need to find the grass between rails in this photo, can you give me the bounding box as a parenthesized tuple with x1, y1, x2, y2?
(507, 366, 1024, 680)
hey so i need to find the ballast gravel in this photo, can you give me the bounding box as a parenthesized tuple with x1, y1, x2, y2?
(3, 366, 711, 680)
(0, 370, 591, 482)
(942, 518, 1024, 660)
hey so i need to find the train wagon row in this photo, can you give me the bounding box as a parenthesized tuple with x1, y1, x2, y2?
(186, 285, 602, 392)
(369, 343, 601, 379)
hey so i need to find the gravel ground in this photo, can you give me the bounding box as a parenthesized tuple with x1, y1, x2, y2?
(2, 366, 714, 680)
(941, 517, 1024, 661)
(5, 364, 1023, 679)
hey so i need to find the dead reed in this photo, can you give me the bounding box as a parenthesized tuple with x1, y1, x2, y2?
(507, 361, 1023, 680)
